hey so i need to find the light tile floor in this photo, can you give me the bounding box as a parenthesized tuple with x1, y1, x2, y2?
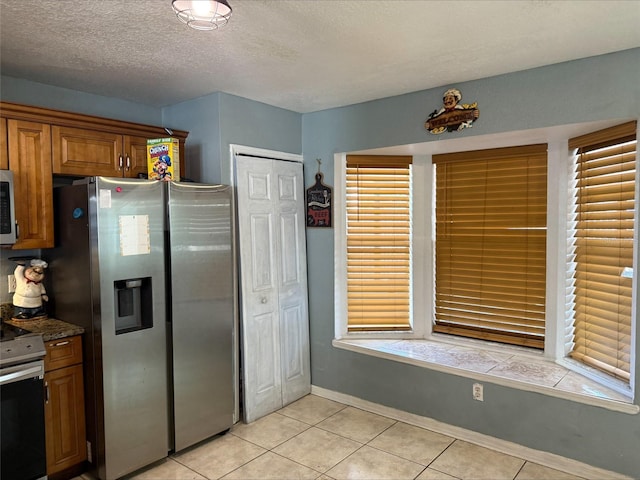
(123, 394, 597, 480)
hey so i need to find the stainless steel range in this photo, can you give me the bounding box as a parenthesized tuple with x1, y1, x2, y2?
(0, 322, 47, 480)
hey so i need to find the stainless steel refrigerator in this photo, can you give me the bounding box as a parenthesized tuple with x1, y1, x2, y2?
(48, 177, 234, 480)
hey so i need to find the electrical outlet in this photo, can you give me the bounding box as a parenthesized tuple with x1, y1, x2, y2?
(7, 274, 16, 294)
(473, 383, 484, 401)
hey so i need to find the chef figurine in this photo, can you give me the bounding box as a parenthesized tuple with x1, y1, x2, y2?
(12, 259, 49, 320)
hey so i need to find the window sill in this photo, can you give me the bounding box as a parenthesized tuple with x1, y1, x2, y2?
(332, 337, 638, 415)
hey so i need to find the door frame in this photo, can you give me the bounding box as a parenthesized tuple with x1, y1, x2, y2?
(229, 145, 304, 424)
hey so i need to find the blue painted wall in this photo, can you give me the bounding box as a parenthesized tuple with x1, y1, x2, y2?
(0, 75, 163, 125)
(218, 92, 302, 180)
(162, 92, 302, 184)
(161, 93, 223, 183)
(302, 48, 640, 477)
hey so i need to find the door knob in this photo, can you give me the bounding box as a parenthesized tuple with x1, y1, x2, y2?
(261, 297, 267, 304)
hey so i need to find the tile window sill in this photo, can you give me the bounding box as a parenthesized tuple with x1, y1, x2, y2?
(332, 337, 638, 415)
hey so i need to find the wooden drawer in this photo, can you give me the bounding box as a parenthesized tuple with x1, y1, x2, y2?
(44, 335, 82, 372)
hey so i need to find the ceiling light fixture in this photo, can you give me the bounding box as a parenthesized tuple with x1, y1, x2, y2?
(172, 0, 232, 31)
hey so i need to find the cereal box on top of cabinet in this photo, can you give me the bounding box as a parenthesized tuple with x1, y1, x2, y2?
(147, 137, 180, 181)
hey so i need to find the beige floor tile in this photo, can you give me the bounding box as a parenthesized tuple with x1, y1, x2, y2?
(231, 412, 310, 449)
(173, 432, 266, 479)
(279, 394, 348, 425)
(221, 451, 320, 479)
(273, 426, 362, 472)
(429, 440, 525, 480)
(126, 458, 207, 480)
(316, 406, 396, 443)
(515, 462, 586, 480)
(326, 445, 426, 480)
(368, 422, 454, 466)
(416, 468, 461, 480)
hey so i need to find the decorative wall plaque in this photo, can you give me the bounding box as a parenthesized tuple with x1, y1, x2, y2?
(425, 88, 479, 134)
(306, 159, 332, 228)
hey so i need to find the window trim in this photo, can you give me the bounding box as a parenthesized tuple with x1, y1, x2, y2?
(334, 153, 431, 340)
(336, 147, 566, 349)
(432, 144, 548, 348)
(332, 337, 638, 414)
(333, 123, 638, 399)
(345, 155, 414, 331)
(567, 123, 638, 382)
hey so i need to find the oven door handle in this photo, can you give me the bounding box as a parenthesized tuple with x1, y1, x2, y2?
(0, 365, 44, 385)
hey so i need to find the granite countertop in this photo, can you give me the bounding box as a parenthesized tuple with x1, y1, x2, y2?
(4, 317, 84, 342)
(1, 302, 84, 341)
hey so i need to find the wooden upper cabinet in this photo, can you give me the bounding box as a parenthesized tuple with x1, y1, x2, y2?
(52, 127, 153, 178)
(125, 135, 151, 178)
(52, 126, 123, 176)
(2, 101, 188, 179)
(7, 119, 54, 249)
(0, 118, 8, 169)
(0, 102, 188, 249)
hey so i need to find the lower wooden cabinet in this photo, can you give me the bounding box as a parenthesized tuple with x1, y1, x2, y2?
(44, 335, 87, 476)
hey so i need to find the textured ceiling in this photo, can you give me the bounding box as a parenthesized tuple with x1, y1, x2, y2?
(1, 0, 639, 113)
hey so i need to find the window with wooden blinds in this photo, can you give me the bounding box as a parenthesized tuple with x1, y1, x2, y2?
(346, 155, 412, 331)
(433, 145, 548, 348)
(568, 121, 637, 382)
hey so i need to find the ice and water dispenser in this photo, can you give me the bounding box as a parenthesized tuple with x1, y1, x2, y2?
(114, 277, 153, 334)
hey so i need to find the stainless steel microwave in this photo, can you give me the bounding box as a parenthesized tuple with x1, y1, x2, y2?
(0, 170, 17, 245)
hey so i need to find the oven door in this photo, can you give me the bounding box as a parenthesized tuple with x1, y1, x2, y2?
(0, 360, 47, 480)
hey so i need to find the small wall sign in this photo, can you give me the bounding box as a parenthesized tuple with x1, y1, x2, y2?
(306, 159, 332, 228)
(425, 88, 479, 134)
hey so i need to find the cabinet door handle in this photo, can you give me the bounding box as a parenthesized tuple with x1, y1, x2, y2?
(45, 381, 49, 404)
(15, 221, 19, 239)
(118, 155, 124, 170)
(50, 340, 70, 347)
(126, 155, 131, 170)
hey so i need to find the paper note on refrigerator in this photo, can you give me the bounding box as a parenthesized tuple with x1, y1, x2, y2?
(119, 215, 151, 256)
(99, 189, 112, 208)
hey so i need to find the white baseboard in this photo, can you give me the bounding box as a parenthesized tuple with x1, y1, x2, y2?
(311, 385, 632, 480)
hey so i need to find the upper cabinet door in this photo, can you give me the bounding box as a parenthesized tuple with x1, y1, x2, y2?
(123, 135, 149, 178)
(52, 126, 124, 177)
(8, 120, 54, 249)
(0, 118, 8, 169)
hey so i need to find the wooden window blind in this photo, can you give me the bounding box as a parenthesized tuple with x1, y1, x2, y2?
(346, 155, 412, 331)
(568, 121, 637, 382)
(433, 145, 548, 348)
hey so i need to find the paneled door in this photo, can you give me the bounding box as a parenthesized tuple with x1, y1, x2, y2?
(236, 154, 310, 423)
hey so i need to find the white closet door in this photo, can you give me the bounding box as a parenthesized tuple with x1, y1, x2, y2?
(236, 155, 310, 423)
(273, 160, 311, 406)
